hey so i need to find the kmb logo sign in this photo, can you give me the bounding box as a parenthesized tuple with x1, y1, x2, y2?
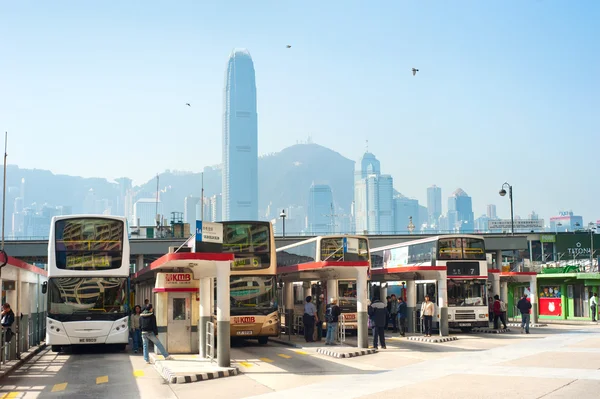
(165, 273, 192, 283)
(233, 317, 256, 324)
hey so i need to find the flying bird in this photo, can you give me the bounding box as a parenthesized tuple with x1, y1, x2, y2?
(412, 68, 419, 76)
(186, 103, 191, 107)
(286, 45, 291, 48)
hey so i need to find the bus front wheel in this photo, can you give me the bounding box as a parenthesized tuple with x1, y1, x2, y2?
(257, 337, 268, 345)
(51, 345, 61, 353)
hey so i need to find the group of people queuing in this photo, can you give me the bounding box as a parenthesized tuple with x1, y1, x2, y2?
(302, 295, 342, 345)
(129, 299, 173, 363)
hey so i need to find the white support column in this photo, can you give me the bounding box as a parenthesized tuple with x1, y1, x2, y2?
(493, 274, 501, 298)
(215, 262, 231, 368)
(437, 272, 448, 336)
(136, 254, 144, 273)
(406, 280, 417, 332)
(284, 282, 294, 336)
(20, 282, 30, 350)
(198, 277, 211, 358)
(379, 285, 387, 301)
(326, 279, 338, 302)
(529, 275, 538, 323)
(501, 281, 509, 303)
(303, 285, 311, 299)
(356, 267, 368, 349)
(495, 250, 503, 274)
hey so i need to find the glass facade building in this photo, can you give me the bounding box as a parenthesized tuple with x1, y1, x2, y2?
(222, 49, 258, 221)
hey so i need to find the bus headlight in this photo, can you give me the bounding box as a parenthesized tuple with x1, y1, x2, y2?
(479, 314, 487, 318)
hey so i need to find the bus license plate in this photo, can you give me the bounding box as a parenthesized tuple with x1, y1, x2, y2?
(79, 338, 97, 343)
(236, 331, 253, 336)
(459, 323, 471, 327)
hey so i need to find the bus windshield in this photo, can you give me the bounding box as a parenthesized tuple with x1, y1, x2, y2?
(223, 223, 272, 270)
(447, 279, 487, 307)
(320, 237, 370, 262)
(54, 218, 124, 270)
(47, 277, 128, 321)
(438, 237, 486, 261)
(229, 276, 277, 316)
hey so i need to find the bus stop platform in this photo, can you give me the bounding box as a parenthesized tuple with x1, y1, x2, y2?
(270, 335, 378, 358)
(149, 353, 239, 384)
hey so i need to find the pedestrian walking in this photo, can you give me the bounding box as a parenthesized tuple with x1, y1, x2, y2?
(517, 294, 532, 334)
(591, 293, 598, 322)
(140, 304, 173, 363)
(397, 297, 408, 336)
(325, 298, 341, 345)
(130, 305, 142, 353)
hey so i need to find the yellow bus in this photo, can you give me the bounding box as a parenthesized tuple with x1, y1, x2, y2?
(220, 221, 278, 344)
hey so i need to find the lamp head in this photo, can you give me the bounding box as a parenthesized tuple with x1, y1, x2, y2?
(280, 209, 286, 218)
(499, 189, 507, 197)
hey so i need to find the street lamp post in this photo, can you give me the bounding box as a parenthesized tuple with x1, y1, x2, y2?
(499, 182, 514, 235)
(280, 209, 287, 237)
(589, 222, 596, 272)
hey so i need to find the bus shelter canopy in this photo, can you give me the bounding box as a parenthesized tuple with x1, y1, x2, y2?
(277, 261, 370, 282)
(144, 252, 234, 279)
(370, 266, 447, 282)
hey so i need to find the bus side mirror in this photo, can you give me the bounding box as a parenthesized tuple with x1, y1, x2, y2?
(41, 281, 48, 294)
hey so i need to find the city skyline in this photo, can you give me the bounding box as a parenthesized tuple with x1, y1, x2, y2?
(1, 2, 598, 222)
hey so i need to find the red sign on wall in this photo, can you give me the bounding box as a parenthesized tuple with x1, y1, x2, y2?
(539, 297, 562, 316)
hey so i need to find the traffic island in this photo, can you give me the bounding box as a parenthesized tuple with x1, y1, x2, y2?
(150, 354, 239, 384)
(316, 347, 377, 358)
(471, 328, 511, 334)
(506, 323, 547, 328)
(407, 336, 458, 344)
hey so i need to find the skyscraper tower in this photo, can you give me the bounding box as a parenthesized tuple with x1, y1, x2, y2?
(427, 185, 442, 226)
(222, 49, 258, 221)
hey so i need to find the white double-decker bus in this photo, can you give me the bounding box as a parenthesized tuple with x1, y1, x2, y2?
(43, 215, 130, 352)
(371, 235, 488, 331)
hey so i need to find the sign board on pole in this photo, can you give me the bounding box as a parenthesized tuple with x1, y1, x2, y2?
(195, 221, 223, 244)
(540, 234, 556, 243)
(488, 219, 544, 230)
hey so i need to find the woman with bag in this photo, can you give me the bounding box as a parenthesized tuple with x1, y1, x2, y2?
(420, 296, 435, 337)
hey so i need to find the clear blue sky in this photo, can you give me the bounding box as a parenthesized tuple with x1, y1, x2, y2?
(1, 1, 598, 222)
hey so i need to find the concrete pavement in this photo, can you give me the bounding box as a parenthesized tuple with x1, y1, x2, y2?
(1, 325, 599, 398)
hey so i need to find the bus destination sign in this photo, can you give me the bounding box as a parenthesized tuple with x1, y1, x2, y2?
(447, 262, 481, 277)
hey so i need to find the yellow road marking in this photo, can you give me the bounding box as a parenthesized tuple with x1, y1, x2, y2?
(277, 353, 291, 359)
(259, 357, 274, 363)
(52, 383, 68, 392)
(294, 350, 308, 355)
(133, 370, 145, 377)
(239, 362, 253, 368)
(1, 393, 21, 399)
(96, 376, 109, 384)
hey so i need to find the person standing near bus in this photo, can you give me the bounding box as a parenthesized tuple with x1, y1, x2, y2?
(397, 297, 408, 337)
(389, 294, 399, 332)
(140, 304, 173, 363)
(590, 293, 598, 322)
(130, 305, 142, 353)
(1, 304, 15, 343)
(325, 298, 341, 345)
(368, 295, 387, 349)
(517, 294, 532, 334)
(421, 296, 435, 337)
(303, 296, 318, 343)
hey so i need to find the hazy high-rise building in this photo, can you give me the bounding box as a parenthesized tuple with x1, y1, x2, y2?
(307, 183, 333, 235)
(133, 198, 162, 226)
(394, 195, 419, 234)
(222, 48, 258, 221)
(427, 185, 442, 226)
(354, 151, 394, 234)
(447, 188, 474, 232)
(486, 204, 497, 219)
(184, 196, 200, 225)
(210, 194, 222, 222)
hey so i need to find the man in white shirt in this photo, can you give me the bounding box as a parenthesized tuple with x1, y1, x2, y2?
(591, 293, 598, 322)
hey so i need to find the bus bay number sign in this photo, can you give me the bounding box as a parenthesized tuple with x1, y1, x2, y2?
(446, 262, 480, 276)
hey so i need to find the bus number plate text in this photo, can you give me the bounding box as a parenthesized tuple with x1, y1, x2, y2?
(79, 338, 97, 343)
(236, 331, 253, 336)
(459, 323, 471, 327)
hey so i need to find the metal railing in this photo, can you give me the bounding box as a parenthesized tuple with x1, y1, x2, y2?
(206, 321, 215, 363)
(0, 313, 46, 370)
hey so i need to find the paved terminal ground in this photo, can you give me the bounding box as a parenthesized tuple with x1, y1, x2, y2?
(1, 324, 599, 398)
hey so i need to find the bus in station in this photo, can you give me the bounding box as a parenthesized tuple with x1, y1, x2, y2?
(276, 235, 371, 333)
(44, 215, 130, 352)
(219, 221, 279, 344)
(371, 235, 488, 332)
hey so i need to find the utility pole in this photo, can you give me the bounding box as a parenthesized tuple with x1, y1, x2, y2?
(155, 173, 160, 228)
(0, 132, 8, 271)
(201, 172, 204, 221)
